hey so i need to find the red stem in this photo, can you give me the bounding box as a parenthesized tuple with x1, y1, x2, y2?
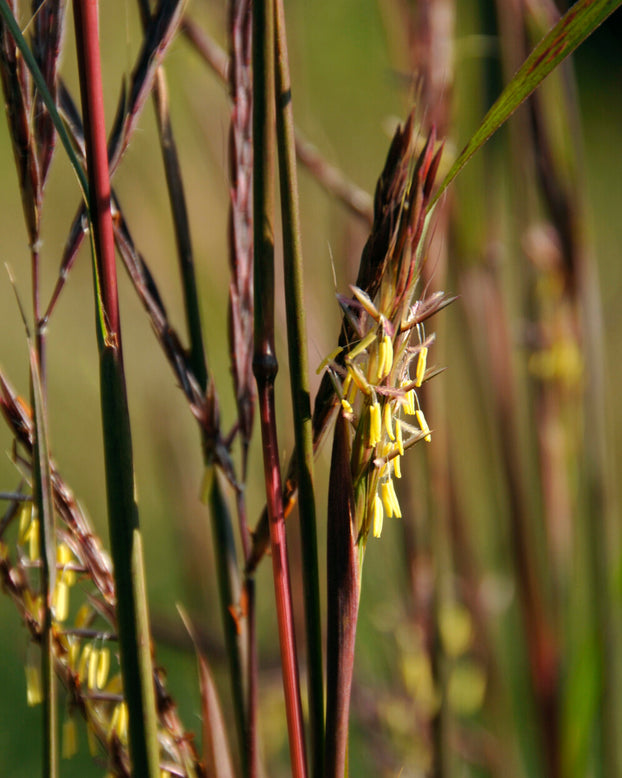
(72, 0, 119, 339)
(257, 381, 308, 778)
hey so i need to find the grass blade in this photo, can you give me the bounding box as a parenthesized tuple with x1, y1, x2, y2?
(430, 0, 622, 208)
(324, 411, 359, 778)
(178, 605, 236, 778)
(29, 344, 58, 778)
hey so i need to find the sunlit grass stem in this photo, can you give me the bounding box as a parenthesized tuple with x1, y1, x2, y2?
(72, 1, 159, 774)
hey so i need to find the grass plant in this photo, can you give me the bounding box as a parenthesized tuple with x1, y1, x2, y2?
(0, 1, 620, 777)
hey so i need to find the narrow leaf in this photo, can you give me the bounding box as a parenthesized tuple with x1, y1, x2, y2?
(325, 412, 360, 778)
(177, 605, 235, 778)
(430, 0, 622, 208)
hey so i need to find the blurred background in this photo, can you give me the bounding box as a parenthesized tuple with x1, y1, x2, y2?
(0, 0, 621, 776)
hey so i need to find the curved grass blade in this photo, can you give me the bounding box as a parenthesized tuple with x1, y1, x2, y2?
(178, 605, 236, 778)
(430, 0, 622, 209)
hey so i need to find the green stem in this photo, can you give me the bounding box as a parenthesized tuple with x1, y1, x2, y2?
(72, 1, 159, 775)
(273, 3, 323, 775)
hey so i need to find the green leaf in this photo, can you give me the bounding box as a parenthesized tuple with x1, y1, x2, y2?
(430, 0, 622, 208)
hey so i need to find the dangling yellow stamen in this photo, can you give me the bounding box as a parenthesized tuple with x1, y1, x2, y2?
(403, 387, 416, 415)
(28, 518, 40, 562)
(395, 418, 404, 456)
(78, 644, 92, 684)
(341, 398, 354, 416)
(68, 638, 80, 670)
(96, 648, 110, 689)
(18, 503, 32, 544)
(369, 401, 382, 447)
(75, 604, 91, 629)
(58, 544, 77, 587)
(415, 409, 432, 442)
(88, 647, 99, 690)
(383, 401, 395, 440)
(62, 717, 78, 759)
(372, 493, 384, 538)
(347, 329, 377, 361)
(393, 454, 402, 479)
(53, 580, 70, 622)
(381, 479, 402, 518)
(380, 335, 394, 380)
(415, 346, 428, 387)
(26, 662, 43, 706)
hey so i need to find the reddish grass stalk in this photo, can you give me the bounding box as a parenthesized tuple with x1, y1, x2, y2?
(273, 2, 324, 775)
(324, 412, 359, 778)
(72, 2, 159, 775)
(252, 0, 307, 775)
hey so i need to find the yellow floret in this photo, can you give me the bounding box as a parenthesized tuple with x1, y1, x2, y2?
(415, 346, 428, 387)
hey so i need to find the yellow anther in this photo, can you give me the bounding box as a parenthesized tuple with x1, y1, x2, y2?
(393, 453, 402, 479)
(78, 644, 92, 683)
(316, 346, 343, 374)
(341, 398, 353, 416)
(381, 479, 402, 519)
(68, 639, 80, 670)
(53, 580, 70, 622)
(117, 703, 129, 744)
(28, 518, 40, 562)
(403, 387, 416, 415)
(104, 673, 123, 695)
(97, 648, 110, 690)
(57, 543, 72, 565)
(75, 604, 91, 629)
(383, 401, 395, 440)
(347, 329, 377, 361)
(62, 717, 78, 759)
(18, 503, 32, 544)
(415, 346, 428, 387)
(88, 647, 99, 690)
(26, 663, 43, 706)
(415, 409, 432, 443)
(377, 335, 394, 380)
(395, 419, 404, 456)
(369, 401, 382, 447)
(109, 704, 121, 740)
(57, 544, 77, 587)
(372, 493, 384, 538)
